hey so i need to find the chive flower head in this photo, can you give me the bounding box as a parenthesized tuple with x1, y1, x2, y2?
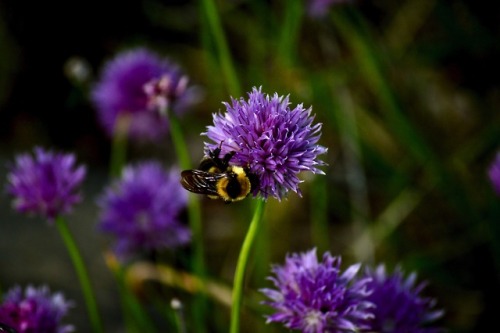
(260, 248, 374, 333)
(97, 161, 190, 260)
(6, 147, 86, 221)
(203, 87, 327, 201)
(0, 285, 73, 333)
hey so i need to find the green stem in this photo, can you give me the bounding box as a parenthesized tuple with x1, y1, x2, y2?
(252, 204, 269, 291)
(55, 216, 103, 333)
(168, 112, 206, 333)
(200, 0, 241, 96)
(168, 114, 192, 171)
(110, 114, 130, 178)
(230, 199, 266, 333)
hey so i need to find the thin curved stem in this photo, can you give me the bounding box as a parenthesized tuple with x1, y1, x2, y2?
(110, 114, 130, 178)
(229, 199, 266, 333)
(55, 216, 103, 333)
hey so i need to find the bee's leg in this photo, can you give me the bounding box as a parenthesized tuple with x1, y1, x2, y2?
(222, 151, 235, 166)
(210, 141, 225, 159)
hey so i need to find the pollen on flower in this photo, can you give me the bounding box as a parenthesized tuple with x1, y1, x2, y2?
(304, 310, 323, 332)
(143, 74, 190, 115)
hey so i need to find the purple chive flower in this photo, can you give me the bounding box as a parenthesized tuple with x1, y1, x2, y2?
(5, 147, 86, 221)
(488, 152, 500, 196)
(308, 0, 352, 18)
(91, 47, 196, 142)
(203, 87, 327, 201)
(362, 265, 445, 333)
(0, 285, 74, 333)
(260, 248, 374, 333)
(97, 161, 190, 260)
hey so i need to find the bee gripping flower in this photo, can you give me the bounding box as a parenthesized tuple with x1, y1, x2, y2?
(97, 161, 190, 260)
(0, 285, 74, 333)
(260, 248, 374, 333)
(203, 87, 327, 201)
(5, 147, 86, 221)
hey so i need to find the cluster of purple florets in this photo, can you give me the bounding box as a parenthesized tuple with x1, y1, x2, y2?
(261, 248, 444, 333)
(91, 48, 197, 142)
(97, 161, 190, 259)
(0, 285, 73, 333)
(203, 87, 327, 201)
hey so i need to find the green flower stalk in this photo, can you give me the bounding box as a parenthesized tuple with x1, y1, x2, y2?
(5, 147, 103, 333)
(91, 47, 199, 177)
(197, 87, 327, 332)
(91, 46, 205, 331)
(230, 200, 266, 333)
(55, 217, 103, 333)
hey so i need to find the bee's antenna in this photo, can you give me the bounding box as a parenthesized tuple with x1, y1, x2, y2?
(210, 141, 224, 159)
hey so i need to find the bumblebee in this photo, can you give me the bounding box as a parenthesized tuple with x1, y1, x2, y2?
(180, 147, 258, 203)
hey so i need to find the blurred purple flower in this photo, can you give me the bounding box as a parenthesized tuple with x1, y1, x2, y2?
(91, 47, 197, 142)
(308, 0, 352, 18)
(203, 87, 327, 201)
(0, 285, 73, 333)
(5, 147, 86, 221)
(362, 265, 444, 333)
(260, 248, 374, 333)
(488, 152, 500, 195)
(97, 161, 190, 260)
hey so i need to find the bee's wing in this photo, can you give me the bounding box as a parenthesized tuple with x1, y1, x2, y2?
(180, 170, 225, 196)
